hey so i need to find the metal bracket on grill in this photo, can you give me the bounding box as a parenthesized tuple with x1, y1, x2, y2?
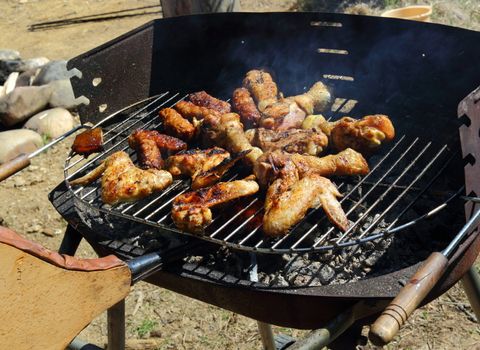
(458, 85, 480, 220)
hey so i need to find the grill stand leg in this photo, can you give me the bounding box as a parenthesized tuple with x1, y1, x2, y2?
(461, 266, 480, 321)
(58, 224, 83, 255)
(108, 299, 126, 350)
(257, 322, 276, 350)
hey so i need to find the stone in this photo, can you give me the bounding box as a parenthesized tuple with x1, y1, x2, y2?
(17, 68, 41, 87)
(0, 57, 48, 84)
(48, 79, 86, 110)
(24, 107, 76, 139)
(318, 264, 335, 284)
(32, 60, 73, 85)
(0, 85, 52, 126)
(0, 72, 19, 97)
(0, 49, 20, 61)
(0, 129, 43, 164)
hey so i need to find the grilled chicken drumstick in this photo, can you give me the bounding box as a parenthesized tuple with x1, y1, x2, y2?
(232, 87, 262, 128)
(303, 114, 395, 155)
(202, 112, 263, 166)
(263, 161, 349, 236)
(172, 176, 259, 233)
(188, 91, 231, 114)
(245, 128, 328, 156)
(174, 100, 220, 121)
(69, 151, 173, 205)
(242, 69, 279, 112)
(128, 129, 187, 169)
(158, 108, 197, 142)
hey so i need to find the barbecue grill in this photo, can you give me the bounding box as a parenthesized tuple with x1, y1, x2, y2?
(3, 11, 480, 349)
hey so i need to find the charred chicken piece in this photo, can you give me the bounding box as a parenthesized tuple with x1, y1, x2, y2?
(172, 176, 259, 233)
(188, 91, 231, 114)
(232, 87, 262, 128)
(128, 129, 187, 169)
(158, 108, 196, 141)
(201, 112, 263, 166)
(174, 100, 220, 121)
(303, 114, 395, 155)
(330, 115, 395, 154)
(246, 128, 328, 156)
(69, 151, 173, 205)
(165, 147, 230, 177)
(263, 161, 348, 236)
(254, 148, 369, 187)
(191, 150, 250, 190)
(72, 127, 104, 155)
(242, 69, 278, 112)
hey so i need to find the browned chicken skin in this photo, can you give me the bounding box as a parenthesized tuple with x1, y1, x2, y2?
(174, 100, 220, 121)
(330, 115, 395, 154)
(201, 112, 263, 166)
(232, 87, 262, 128)
(69, 151, 173, 205)
(72, 127, 104, 155)
(263, 161, 348, 236)
(246, 128, 328, 156)
(242, 70, 278, 112)
(260, 100, 306, 131)
(286, 81, 331, 115)
(302, 114, 395, 155)
(172, 176, 259, 233)
(128, 129, 187, 169)
(188, 91, 231, 114)
(158, 108, 196, 142)
(254, 148, 369, 187)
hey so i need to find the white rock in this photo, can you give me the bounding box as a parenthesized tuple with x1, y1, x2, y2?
(33, 60, 73, 85)
(0, 49, 20, 61)
(0, 85, 52, 126)
(0, 129, 43, 164)
(24, 107, 75, 139)
(3, 72, 19, 95)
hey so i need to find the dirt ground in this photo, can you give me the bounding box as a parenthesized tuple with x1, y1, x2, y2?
(1, 0, 480, 349)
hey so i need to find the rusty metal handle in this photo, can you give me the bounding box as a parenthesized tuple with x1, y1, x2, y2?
(0, 154, 30, 182)
(369, 252, 448, 346)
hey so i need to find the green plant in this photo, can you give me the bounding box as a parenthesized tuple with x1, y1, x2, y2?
(136, 319, 158, 338)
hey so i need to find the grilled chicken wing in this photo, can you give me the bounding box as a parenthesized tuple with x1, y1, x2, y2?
(158, 107, 196, 141)
(188, 91, 231, 114)
(242, 69, 279, 112)
(263, 162, 348, 236)
(174, 100, 220, 121)
(232, 87, 262, 128)
(303, 114, 395, 155)
(172, 176, 259, 233)
(69, 151, 173, 205)
(246, 128, 328, 156)
(330, 115, 395, 154)
(254, 148, 369, 187)
(201, 112, 263, 166)
(128, 129, 187, 169)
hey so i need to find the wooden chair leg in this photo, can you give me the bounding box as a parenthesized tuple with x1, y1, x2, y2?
(461, 266, 480, 321)
(257, 321, 276, 350)
(108, 299, 126, 350)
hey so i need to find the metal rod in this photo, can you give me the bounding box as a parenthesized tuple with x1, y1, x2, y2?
(29, 124, 86, 159)
(461, 267, 480, 321)
(442, 207, 480, 257)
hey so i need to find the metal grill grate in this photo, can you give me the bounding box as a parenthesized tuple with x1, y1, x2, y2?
(65, 93, 457, 254)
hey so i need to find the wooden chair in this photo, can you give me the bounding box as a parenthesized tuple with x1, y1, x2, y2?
(0, 225, 132, 350)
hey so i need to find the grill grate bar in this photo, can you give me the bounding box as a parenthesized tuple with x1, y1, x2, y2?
(65, 92, 172, 174)
(356, 144, 449, 240)
(334, 140, 432, 245)
(66, 93, 182, 181)
(209, 198, 259, 238)
(309, 137, 422, 248)
(275, 136, 407, 250)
